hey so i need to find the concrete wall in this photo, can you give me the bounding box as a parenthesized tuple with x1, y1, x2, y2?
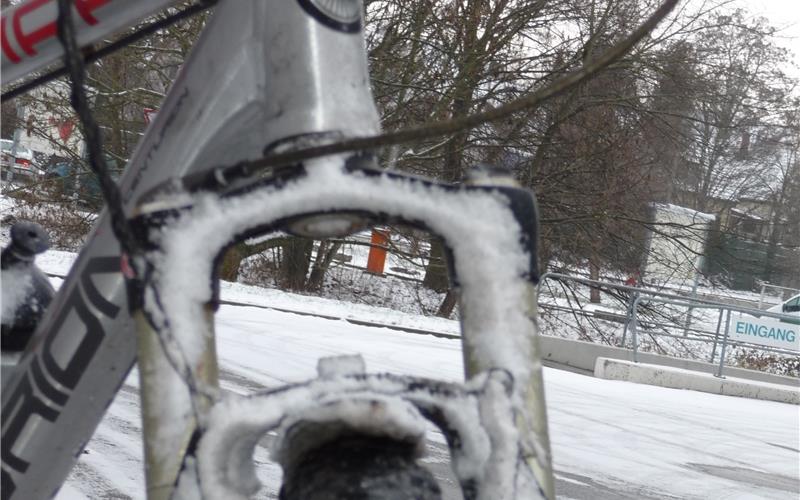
(594, 358, 799, 404)
(538, 335, 799, 388)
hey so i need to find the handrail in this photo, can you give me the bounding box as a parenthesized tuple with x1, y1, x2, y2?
(538, 272, 799, 377)
(538, 272, 758, 308)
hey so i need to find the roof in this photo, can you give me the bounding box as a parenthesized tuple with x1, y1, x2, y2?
(651, 202, 716, 222)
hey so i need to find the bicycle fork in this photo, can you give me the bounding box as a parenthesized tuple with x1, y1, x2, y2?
(130, 156, 554, 499)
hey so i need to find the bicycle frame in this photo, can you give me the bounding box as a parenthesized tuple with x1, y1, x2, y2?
(1, 1, 553, 499)
(2, 0, 182, 86)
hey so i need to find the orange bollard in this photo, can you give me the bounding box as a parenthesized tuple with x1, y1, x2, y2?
(366, 229, 390, 274)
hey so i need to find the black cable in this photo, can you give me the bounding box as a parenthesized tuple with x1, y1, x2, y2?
(55, 0, 141, 257)
(55, 1, 214, 411)
(2, 0, 217, 103)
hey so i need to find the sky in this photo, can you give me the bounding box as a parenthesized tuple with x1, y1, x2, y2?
(739, 0, 800, 77)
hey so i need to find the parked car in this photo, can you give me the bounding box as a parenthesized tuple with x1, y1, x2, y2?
(767, 293, 800, 324)
(1, 139, 44, 183)
(44, 155, 122, 209)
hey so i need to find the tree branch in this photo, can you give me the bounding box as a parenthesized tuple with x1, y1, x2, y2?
(221, 0, 680, 177)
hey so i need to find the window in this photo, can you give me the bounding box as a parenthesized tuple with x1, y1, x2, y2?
(740, 219, 756, 234)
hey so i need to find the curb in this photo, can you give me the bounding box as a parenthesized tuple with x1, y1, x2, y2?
(539, 336, 797, 387)
(593, 357, 799, 405)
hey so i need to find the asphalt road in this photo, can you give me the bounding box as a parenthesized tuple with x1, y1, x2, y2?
(57, 304, 798, 499)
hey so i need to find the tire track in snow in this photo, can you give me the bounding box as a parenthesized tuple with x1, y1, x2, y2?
(546, 375, 797, 456)
(549, 404, 792, 474)
(65, 409, 143, 498)
(67, 460, 133, 500)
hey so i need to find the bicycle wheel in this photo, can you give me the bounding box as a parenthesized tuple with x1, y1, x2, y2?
(280, 433, 441, 500)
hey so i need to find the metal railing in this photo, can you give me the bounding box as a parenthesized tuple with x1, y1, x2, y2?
(537, 273, 799, 377)
(627, 295, 799, 377)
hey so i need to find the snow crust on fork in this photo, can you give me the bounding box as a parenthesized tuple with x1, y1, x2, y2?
(140, 155, 548, 498)
(195, 368, 541, 500)
(149, 155, 536, 382)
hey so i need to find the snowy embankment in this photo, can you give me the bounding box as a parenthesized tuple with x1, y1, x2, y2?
(27, 244, 462, 336)
(20, 252, 794, 500)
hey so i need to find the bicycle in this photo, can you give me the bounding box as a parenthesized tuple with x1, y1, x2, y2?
(1, 0, 679, 498)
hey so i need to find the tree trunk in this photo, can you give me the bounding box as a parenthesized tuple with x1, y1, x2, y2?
(762, 158, 794, 283)
(281, 237, 314, 291)
(307, 241, 343, 292)
(762, 203, 786, 283)
(1, 100, 18, 139)
(422, 238, 449, 293)
(436, 290, 458, 318)
(218, 244, 244, 282)
(215, 237, 290, 283)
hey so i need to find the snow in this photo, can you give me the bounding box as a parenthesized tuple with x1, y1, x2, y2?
(3, 193, 797, 499)
(34, 248, 78, 276)
(651, 203, 715, 223)
(199, 382, 434, 499)
(197, 367, 540, 499)
(137, 156, 546, 488)
(730, 207, 765, 221)
(222, 279, 461, 335)
(546, 373, 798, 496)
(1, 266, 33, 323)
(51, 278, 799, 499)
(149, 156, 536, 388)
(271, 394, 428, 464)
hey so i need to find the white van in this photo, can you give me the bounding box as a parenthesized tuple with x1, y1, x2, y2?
(767, 293, 800, 324)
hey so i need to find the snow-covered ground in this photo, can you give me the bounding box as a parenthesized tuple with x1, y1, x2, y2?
(2, 200, 798, 499)
(46, 277, 798, 500)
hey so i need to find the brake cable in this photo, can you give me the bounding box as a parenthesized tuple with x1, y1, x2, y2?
(54, 0, 208, 412)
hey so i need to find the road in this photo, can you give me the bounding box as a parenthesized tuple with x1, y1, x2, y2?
(58, 302, 799, 499)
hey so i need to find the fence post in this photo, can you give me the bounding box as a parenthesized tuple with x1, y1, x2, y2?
(715, 310, 732, 378)
(366, 228, 390, 274)
(536, 272, 552, 296)
(709, 308, 724, 363)
(631, 295, 642, 362)
(621, 291, 638, 346)
(682, 259, 702, 336)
